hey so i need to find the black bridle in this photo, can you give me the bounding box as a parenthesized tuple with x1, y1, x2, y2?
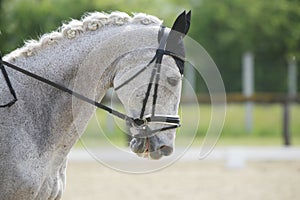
(0, 26, 185, 137)
(115, 26, 185, 137)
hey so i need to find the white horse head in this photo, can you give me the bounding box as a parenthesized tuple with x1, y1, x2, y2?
(114, 12, 191, 159)
(0, 11, 190, 199)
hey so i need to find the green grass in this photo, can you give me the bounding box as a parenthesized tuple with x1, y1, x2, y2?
(77, 104, 300, 148)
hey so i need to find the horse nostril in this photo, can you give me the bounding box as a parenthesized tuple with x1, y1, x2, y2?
(149, 151, 163, 160)
(130, 138, 146, 153)
(160, 145, 173, 156)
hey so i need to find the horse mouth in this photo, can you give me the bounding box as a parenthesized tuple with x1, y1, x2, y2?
(132, 138, 150, 158)
(129, 136, 173, 160)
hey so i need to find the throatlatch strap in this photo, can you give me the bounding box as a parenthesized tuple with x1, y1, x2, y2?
(140, 26, 169, 119)
(151, 50, 163, 116)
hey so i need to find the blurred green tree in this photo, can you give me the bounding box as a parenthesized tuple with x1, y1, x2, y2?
(0, 0, 101, 54)
(190, 0, 300, 92)
(0, 0, 3, 47)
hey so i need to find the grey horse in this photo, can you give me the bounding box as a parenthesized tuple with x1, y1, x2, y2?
(0, 11, 190, 199)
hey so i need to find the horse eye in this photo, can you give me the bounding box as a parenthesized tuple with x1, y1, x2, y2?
(167, 77, 179, 86)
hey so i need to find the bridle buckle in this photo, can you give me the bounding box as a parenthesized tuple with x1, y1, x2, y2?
(132, 118, 148, 130)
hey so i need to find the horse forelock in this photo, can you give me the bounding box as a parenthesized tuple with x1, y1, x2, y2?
(4, 11, 163, 60)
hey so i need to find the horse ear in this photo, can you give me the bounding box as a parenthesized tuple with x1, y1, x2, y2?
(170, 10, 187, 36)
(165, 11, 191, 53)
(184, 10, 191, 35)
(170, 10, 191, 37)
(158, 10, 191, 43)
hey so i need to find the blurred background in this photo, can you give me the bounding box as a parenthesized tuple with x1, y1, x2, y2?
(1, 0, 299, 199)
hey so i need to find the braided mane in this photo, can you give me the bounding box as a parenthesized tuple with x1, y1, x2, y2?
(6, 11, 162, 60)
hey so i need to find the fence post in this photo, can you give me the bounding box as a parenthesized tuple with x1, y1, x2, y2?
(288, 57, 297, 98)
(242, 51, 254, 133)
(283, 57, 297, 146)
(283, 101, 291, 146)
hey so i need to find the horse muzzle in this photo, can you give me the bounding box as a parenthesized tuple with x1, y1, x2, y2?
(129, 133, 174, 160)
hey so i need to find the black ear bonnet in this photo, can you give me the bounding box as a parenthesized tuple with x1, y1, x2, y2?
(158, 10, 191, 74)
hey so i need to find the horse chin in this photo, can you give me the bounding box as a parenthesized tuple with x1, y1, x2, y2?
(129, 135, 173, 160)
